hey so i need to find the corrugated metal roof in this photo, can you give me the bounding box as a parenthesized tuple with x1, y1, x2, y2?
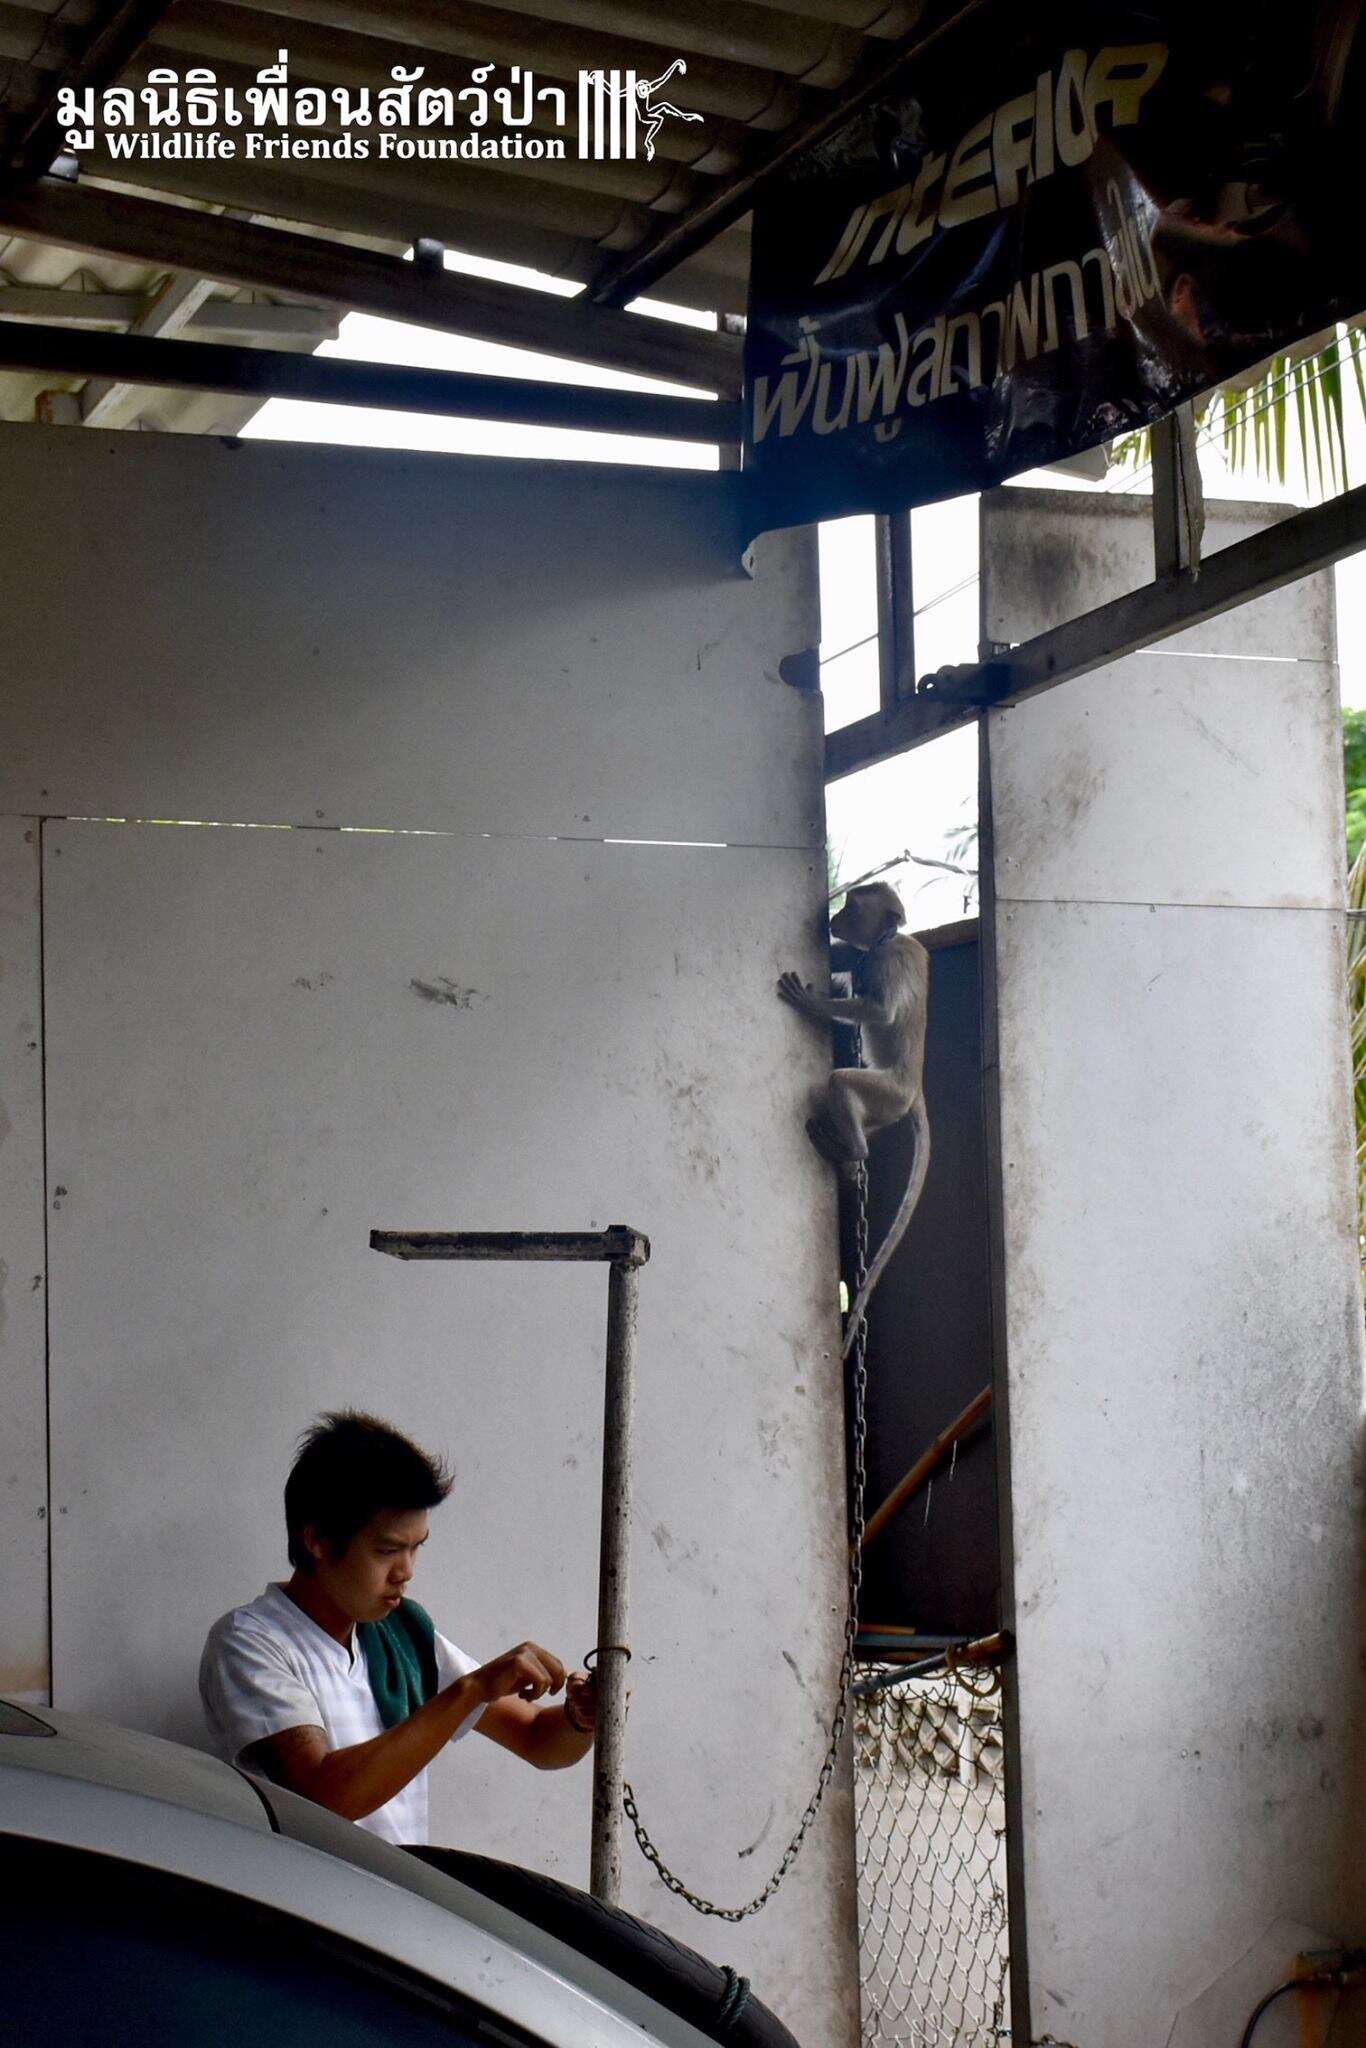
(0, 0, 928, 430)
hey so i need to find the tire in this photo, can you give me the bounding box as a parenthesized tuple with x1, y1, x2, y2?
(404, 1847, 802, 2046)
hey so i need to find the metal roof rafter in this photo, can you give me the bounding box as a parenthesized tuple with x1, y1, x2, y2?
(0, 313, 740, 442)
(0, 177, 742, 391)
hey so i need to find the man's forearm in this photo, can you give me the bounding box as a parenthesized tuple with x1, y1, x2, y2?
(525, 1703, 595, 1771)
(305, 1674, 486, 1819)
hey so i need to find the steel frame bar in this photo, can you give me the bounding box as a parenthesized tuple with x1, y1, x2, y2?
(852, 1632, 1008, 1696)
(0, 179, 743, 394)
(0, 318, 739, 443)
(854, 1633, 980, 1655)
(370, 1224, 650, 1906)
(370, 1228, 649, 1265)
(875, 508, 915, 714)
(825, 479, 1366, 781)
(1150, 404, 1204, 578)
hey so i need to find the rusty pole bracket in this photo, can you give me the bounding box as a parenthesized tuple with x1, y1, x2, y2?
(370, 1225, 651, 1905)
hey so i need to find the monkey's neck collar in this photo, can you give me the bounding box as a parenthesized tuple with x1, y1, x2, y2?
(853, 928, 894, 993)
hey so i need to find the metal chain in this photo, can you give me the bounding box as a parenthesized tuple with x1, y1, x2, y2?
(622, 1084, 872, 1920)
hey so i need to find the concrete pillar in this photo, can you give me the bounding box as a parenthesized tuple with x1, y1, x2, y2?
(982, 488, 1366, 2047)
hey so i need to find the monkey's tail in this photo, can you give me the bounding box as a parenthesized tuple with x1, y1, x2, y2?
(840, 1099, 931, 1363)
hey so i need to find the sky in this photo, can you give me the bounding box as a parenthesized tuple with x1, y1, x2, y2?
(242, 253, 1365, 933)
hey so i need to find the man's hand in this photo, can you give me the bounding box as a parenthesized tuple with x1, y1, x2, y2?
(472, 1641, 566, 1707)
(475, 1656, 602, 1770)
(242, 1642, 585, 1821)
(563, 1669, 597, 1732)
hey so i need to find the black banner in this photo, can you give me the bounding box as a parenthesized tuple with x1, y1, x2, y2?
(744, 3, 1366, 531)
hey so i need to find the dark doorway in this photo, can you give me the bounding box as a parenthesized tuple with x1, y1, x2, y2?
(840, 921, 999, 1644)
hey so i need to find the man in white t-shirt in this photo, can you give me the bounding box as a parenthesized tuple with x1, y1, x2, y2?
(200, 1410, 596, 1846)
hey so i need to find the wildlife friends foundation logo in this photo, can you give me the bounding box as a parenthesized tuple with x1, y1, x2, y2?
(57, 54, 703, 167)
(578, 60, 703, 160)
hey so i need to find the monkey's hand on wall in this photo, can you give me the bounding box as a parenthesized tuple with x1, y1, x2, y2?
(780, 971, 888, 1031)
(777, 970, 825, 1022)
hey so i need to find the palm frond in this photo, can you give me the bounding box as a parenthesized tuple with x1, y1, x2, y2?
(1107, 324, 1366, 492)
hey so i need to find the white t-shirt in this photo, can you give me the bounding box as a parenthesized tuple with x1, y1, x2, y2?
(199, 1582, 484, 1845)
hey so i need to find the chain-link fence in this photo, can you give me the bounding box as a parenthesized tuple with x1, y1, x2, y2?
(854, 1662, 1010, 2047)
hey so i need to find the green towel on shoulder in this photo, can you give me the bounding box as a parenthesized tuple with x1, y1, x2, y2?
(357, 1597, 439, 1729)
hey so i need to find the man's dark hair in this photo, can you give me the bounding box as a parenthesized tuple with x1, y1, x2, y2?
(285, 1410, 453, 1570)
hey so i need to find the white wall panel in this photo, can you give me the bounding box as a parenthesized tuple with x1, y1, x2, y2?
(982, 486, 1335, 659)
(985, 490, 1365, 2047)
(42, 819, 855, 2041)
(987, 651, 1342, 910)
(2, 421, 852, 2041)
(0, 818, 47, 1703)
(0, 423, 820, 848)
(997, 899, 1362, 2036)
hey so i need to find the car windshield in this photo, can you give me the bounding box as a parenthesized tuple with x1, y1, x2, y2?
(4, 1839, 539, 2048)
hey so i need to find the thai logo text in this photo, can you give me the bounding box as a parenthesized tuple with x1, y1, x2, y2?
(56, 53, 703, 165)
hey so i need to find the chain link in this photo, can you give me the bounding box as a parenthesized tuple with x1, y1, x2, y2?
(622, 1052, 872, 1920)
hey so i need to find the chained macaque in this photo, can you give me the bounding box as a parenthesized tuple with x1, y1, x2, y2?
(778, 882, 930, 1358)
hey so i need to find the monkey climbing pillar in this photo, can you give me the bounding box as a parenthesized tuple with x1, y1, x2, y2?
(370, 1225, 650, 1906)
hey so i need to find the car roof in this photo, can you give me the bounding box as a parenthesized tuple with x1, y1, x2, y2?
(0, 1699, 715, 2048)
(0, 1696, 271, 1831)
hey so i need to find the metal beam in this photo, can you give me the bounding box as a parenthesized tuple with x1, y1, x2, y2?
(875, 508, 915, 714)
(587, 0, 985, 306)
(0, 285, 337, 338)
(1150, 405, 1204, 578)
(825, 480, 1366, 781)
(0, 1, 174, 181)
(370, 1228, 649, 1265)
(0, 318, 738, 442)
(853, 1632, 1009, 1695)
(81, 148, 750, 315)
(0, 179, 743, 394)
(73, 202, 339, 430)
